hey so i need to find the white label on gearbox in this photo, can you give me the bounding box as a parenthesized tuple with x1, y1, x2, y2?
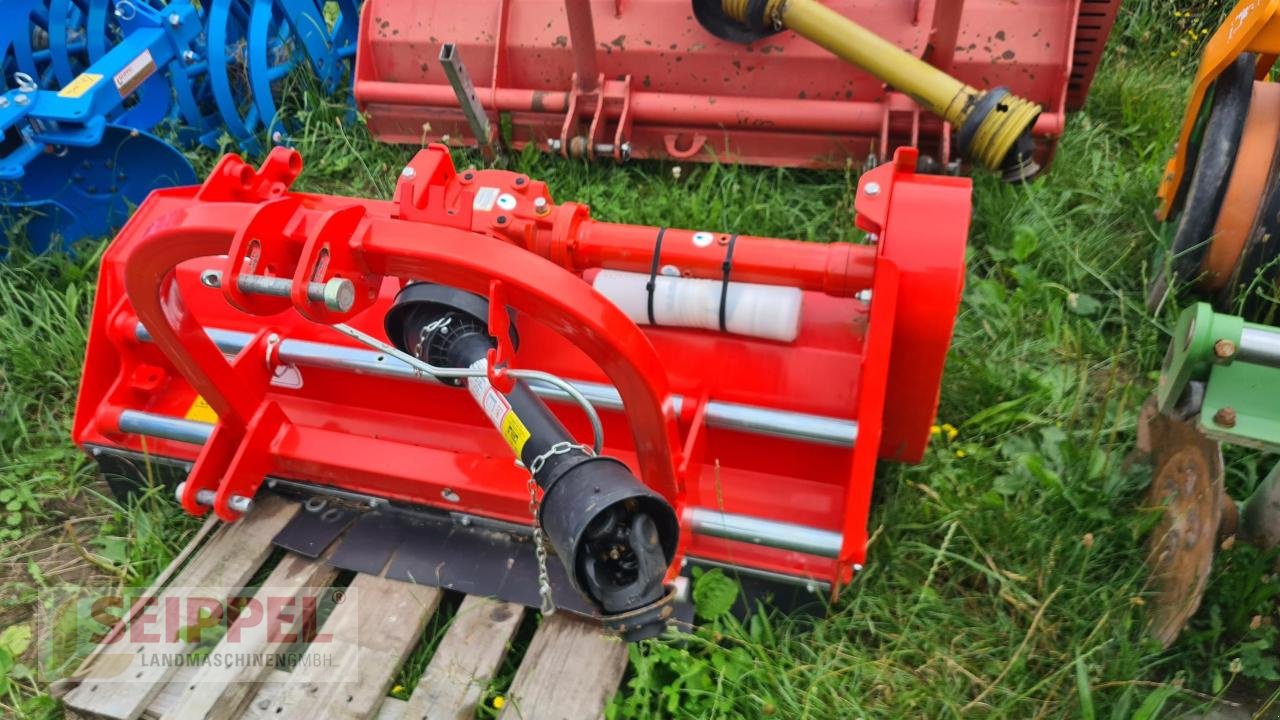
(473, 187, 500, 212)
(691, 231, 714, 248)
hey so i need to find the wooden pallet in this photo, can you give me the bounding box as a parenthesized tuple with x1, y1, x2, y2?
(55, 496, 629, 720)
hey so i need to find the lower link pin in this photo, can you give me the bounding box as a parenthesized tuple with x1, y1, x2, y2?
(175, 481, 254, 514)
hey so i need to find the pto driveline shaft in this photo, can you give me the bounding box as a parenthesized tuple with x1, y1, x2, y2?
(719, 0, 1043, 180)
(384, 284, 679, 639)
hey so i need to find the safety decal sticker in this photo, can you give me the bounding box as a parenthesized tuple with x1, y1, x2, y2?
(58, 73, 103, 99)
(184, 395, 219, 424)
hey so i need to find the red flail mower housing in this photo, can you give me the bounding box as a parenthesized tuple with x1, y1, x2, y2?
(73, 145, 969, 638)
(354, 0, 1121, 170)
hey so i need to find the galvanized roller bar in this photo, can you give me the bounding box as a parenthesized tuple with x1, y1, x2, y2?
(133, 323, 859, 447)
(118, 408, 214, 445)
(688, 507, 842, 558)
(111, 410, 844, 559)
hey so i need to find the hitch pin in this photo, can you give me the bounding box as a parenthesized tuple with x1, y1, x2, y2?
(174, 481, 254, 514)
(200, 269, 355, 313)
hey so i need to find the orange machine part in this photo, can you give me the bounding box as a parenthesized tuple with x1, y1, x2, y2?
(1203, 81, 1280, 293)
(1156, 0, 1280, 221)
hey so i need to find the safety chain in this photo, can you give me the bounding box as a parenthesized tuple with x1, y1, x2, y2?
(524, 441, 594, 615)
(414, 324, 593, 616)
(414, 318, 452, 360)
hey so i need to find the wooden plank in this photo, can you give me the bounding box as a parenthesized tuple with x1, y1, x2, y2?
(497, 614, 627, 720)
(144, 668, 409, 720)
(61, 496, 299, 720)
(50, 514, 222, 702)
(403, 596, 525, 720)
(254, 574, 441, 720)
(158, 553, 339, 720)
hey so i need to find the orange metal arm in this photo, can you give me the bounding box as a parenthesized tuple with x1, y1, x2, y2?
(1158, 0, 1280, 221)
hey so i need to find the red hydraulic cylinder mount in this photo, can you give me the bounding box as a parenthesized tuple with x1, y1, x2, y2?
(353, 0, 1121, 170)
(73, 144, 970, 595)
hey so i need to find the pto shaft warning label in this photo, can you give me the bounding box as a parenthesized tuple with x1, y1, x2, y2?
(466, 359, 531, 455)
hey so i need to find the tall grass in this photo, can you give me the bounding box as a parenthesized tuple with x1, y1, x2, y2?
(0, 2, 1273, 718)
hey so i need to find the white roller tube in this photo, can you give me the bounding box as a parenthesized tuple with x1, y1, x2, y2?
(592, 269, 803, 342)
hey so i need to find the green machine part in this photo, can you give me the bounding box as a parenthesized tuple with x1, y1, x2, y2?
(1158, 303, 1280, 452)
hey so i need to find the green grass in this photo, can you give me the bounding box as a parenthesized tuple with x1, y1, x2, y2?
(1, 1, 1275, 717)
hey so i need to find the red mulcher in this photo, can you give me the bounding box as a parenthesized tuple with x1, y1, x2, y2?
(354, 0, 1121, 171)
(73, 143, 968, 638)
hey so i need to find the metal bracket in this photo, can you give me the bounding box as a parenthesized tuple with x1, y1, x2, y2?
(439, 42, 508, 165)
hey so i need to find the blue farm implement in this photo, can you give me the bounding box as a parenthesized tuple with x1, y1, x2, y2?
(0, 0, 359, 253)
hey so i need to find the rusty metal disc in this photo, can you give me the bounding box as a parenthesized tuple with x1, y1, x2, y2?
(1144, 407, 1228, 649)
(1202, 82, 1280, 294)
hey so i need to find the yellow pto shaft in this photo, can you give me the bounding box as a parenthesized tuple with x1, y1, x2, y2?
(720, 0, 1043, 181)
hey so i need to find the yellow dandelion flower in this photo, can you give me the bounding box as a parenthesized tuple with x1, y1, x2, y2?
(954, 449, 967, 459)
(942, 423, 959, 441)
(930, 424, 942, 437)
(392, 685, 404, 695)
(493, 696, 506, 710)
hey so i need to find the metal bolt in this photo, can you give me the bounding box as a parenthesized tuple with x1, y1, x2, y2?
(175, 482, 253, 513)
(0, 97, 8, 109)
(865, 233, 879, 244)
(321, 277, 356, 312)
(1214, 339, 1237, 360)
(856, 289, 872, 303)
(14, 94, 29, 106)
(401, 166, 416, 180)
(168, 12, 181, 26)
(853, 563, 864, 572)
(864, 182, 881, 197)
(232, 273, 355, 312)
(182, 50, 197, 64)
(547, 138, 562, 152)
(620, 141, 633, 161)
(1214, 407, 1238, 428)
(200, 269, 222, 288)
(533, 197, 549, 214)
(271, 130, 283, 144)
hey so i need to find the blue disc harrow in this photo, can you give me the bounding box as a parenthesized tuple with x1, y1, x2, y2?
(0, 0, 360, 253)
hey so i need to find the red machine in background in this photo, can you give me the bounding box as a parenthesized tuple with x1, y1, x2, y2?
(354, 0, 1121, 171)
(72, 144, 969, 637)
